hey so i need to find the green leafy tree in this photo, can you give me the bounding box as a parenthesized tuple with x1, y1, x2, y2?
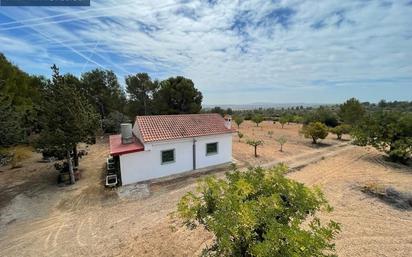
(0, 53, 46, 143)
(286, 114, 294, 124)
(301, 122, 329, 144)
(234, 116, 244, 129)
(304, 107, 338, 127)
(37, 65, 99, 183)
(177, 165, 340, 257)
(80, 69, 126, 120)
(126, 73, 159, 116)
(352, 111, 412, 163)
(292, 115, 303, 124)
(329, 124, 351, 140)
(251, 114, 264, 127)
(276, 135, 287, 152)
(209, 106, 225, 116)
(0, 94, 24, 146)
(338, 98, 365, 125)
(246, 139, 263, 157)
(102, 111, 130, 133)
(279, 116, 288, 128)
(237, 131, 244, 142)
(153, 76, 202, 114)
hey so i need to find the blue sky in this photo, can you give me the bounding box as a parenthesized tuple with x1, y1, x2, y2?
(0, 0, 411, 105)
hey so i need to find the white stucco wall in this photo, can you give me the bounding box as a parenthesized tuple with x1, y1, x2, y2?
(195, 134, 232, 169)
(119, 133, 232, 185)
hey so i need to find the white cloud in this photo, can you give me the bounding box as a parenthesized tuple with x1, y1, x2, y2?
(0, 0, 411, 103)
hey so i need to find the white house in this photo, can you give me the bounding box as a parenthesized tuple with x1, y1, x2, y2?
(109, 113, 235, 185)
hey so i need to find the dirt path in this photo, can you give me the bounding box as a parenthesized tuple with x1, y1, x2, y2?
(287, 147, 412, 257)
(1, 141, 411, 256)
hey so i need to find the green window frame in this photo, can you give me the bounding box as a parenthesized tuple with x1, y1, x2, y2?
(161, 149, 175, 164)
(206, 142, 218, 155)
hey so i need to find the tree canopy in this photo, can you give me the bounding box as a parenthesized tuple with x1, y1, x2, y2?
(177, 165, 340, 257)
(0, 53, 206, 148)
(352, 111, 412, 163)
(126, 73, 158, 116)
(80, 68, 126, 119)
(36, 65, 99, 183)
(338, 98, 365, 125)
(153, 76, 202, 114)
(251, 114, 264, 127)
(329, 124, 351, 140)
(301, 122, 329, 144)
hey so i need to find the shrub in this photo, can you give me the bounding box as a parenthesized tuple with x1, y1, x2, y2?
(177, 165, 340, 257)
(267, 130, 274, 138)
(360, 182, 412, 209)
(10, 146, 32, 168)
(329, 124, 351, 140)
(301, 122, 329, 144)
(237, 131, 244, 142)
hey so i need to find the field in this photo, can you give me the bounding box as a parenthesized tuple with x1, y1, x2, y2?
(233, 120, 350, 166)
(0, 123, 411, 257)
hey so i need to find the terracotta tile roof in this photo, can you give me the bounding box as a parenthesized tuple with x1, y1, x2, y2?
(136, 113, 235, 142)
(109, 134, 144, 156)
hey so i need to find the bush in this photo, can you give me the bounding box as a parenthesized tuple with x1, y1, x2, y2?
(177, 165, 340, 257)
(237, 131, 244, 142)
(329, 124, 351, 140)
(9, 146, 32, 168)
(301, 122, 329, 144)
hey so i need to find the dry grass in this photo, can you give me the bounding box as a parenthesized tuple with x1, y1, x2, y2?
(233, 120, 348, 166)
(5, 145, 33, 169)
(361, 182, 412, 210)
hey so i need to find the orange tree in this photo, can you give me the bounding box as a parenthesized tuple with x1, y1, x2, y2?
(177, 164, 340, 257)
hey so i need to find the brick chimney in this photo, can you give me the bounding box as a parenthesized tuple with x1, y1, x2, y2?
(224, 115, 232, 129)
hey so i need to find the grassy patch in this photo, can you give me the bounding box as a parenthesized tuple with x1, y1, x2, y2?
(0, 146, 33, 169)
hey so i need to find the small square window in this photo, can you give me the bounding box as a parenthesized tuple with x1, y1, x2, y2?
(161, 149, 175, 164)
(206, 142, 218, 155)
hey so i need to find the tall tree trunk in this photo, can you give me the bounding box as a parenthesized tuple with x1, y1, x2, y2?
(73, 145, 79, 168)
(254, 146, 257, 157)
(280, 144, 283, 152)
(67, 150, 75, 184)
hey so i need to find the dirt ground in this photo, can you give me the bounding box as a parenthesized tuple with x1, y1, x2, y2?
(233, 120, 350, 166)
(0, 128, 411, 257)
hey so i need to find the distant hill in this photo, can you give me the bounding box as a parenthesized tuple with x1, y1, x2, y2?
(203, 102, 333, 110)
